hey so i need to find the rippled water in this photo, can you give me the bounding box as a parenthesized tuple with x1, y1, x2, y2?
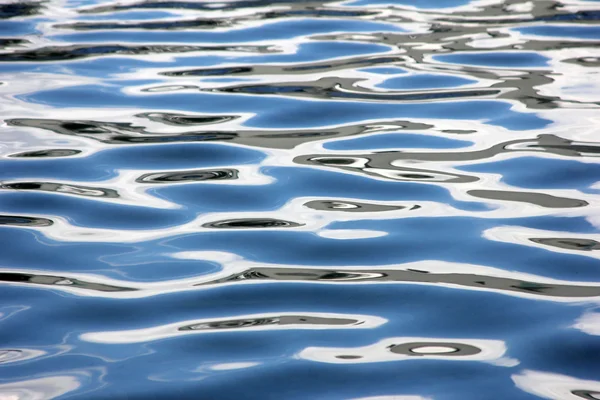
(1, 0, 600, 398)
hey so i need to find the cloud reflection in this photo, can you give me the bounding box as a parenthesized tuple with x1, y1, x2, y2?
(513, 370, 600, 400)
(299, 337, 517, 366)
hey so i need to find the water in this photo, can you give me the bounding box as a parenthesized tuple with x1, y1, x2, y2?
(1, 0, 600, 398)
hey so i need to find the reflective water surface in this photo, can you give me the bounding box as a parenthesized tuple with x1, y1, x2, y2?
(1, 0, 600, 398)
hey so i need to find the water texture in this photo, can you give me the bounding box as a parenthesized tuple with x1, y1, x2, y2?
(0, 0, 600, 398)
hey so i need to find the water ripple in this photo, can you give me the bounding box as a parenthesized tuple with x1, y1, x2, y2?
(1, 0, 599, 398)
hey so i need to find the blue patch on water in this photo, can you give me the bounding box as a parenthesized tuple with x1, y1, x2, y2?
(435, 52, 551, 68)
(376, 73, 478, 89)
(75, 11, 176, 21)
(458, 157, 600, 190)
(0, 20, 41, 36)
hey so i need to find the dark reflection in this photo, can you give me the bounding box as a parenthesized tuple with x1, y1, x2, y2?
(137, 169, 238, 184)
(336, 355, 363, 360)
(5, 117, 242, 145)
(69, 0, 600, 113)
(194, 267, 600, 299)
(437, 7, 600, 25)
(496, 134, 599, 158)
(0, 44, 276, 62)
(110, 132, 237, 144)
(0, 38, 29, 49)
(0, 1, 42, 19)
(136, 112, 239, 126)
(203, 77, 500, 103)
(136, 0, 597, 113)
(55, 19, 232, 31)
(304, 200, 420, 213)
(527, 144, 600, 157)
(8, 149, 82, 158)
(565, 57, 600, 68)
(294, 134, 600, 187)
(313, 158, 356, 165)
(0, 272, 135, 292)
(163, 66, 254, 77)
(80, 0, 344, 14)
(1, 182, 119, 199)
(300, 155, 478, 183)
(389, 342, 481, 357)
(181, 317, 276, 330)
(7, 117, 434, 149)
(180, 315, 359, 331)
(530, 238, 600, 251)
(442, 130, 477, 134)
(467, 190, 587, 209)
(300, 134, 600, 165)
(202, 219, 302, 229)
(572, 390, 600, 400)
(0, 215, 53, 227)
(8, 118, 161, 143)
(265, 8, 376, 18)
(163, 56, 405, 77)
(308, 1, 600, 111)
(58, 8, 374, 31)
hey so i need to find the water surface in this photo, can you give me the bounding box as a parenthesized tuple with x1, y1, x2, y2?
(1, 0, 600, 399)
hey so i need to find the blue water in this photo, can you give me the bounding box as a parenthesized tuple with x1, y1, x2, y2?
(1, 1, 600, 399)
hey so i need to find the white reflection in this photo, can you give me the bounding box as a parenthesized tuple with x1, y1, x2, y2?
(513, 370, 600, 399)
(536, 48, 600, 104)
(0, 349, 46, 365)
(80, 312, 386, 344)
(505, 2, 533, 12)
(341, 0, 499, 13)
(469, 36, 526, 49)
(0, 306, 29, 323)
(573, 312, 600, 336)
(0, 376, 80, 400)
(317, 229, 387, 239)
(209, 362, 260, 371)
(298, 337, 518, 366)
